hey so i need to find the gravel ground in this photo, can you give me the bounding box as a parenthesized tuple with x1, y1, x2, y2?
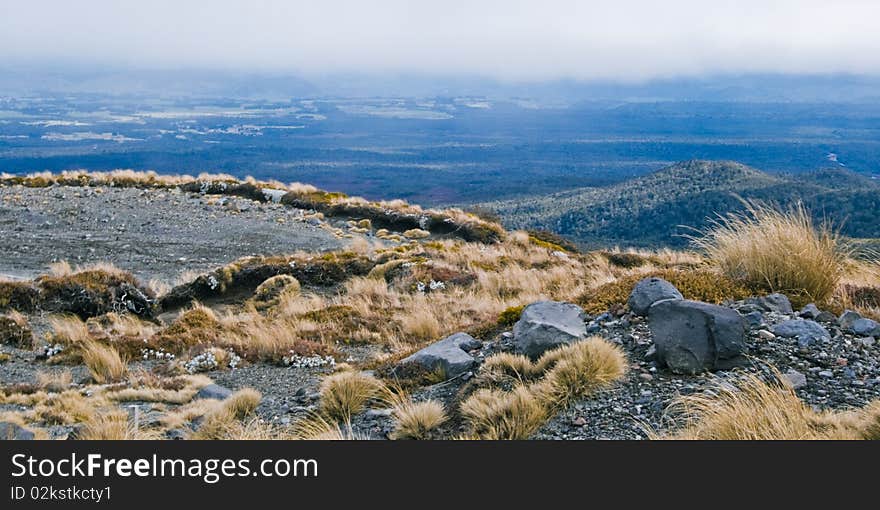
(0, 184, 346, 282)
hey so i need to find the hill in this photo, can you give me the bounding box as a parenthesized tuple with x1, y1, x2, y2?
(484, 160, 880, 248)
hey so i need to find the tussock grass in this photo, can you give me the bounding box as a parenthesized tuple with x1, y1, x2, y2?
(390, 399, 447, 440)
(36, 370, 72, 392)
(319, 370, 387, 422)
(691, 201, 852, 305)
(294, 414, 372, 440)
(80, 340, 127, 384)
(460, 386, 548, 440)
(532, 340, 628, 410)
(191, 388, 262, 440)
(463, 338, 627, 439)
(657, 371, 880, 440)
(79, 410, 160, 440)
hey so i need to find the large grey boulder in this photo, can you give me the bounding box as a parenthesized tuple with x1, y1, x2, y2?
(513, 301, 587, 358)
(0, 422, 35, 440)
(852, 318, 880, 337)
(399, 332, 479, 379)
(771, 320, 830, 347)
(194, 384, 233, 401)
(647, 299, 747, 374)
(747, 293, 793, 314)
(627, 277, 683, 316)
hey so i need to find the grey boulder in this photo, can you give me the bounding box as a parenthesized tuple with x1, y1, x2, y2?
(851, 318, 880, 337)
(647, 299, 747, 374)
(747, 293, 793, 314)
(0, 421, 35, 440)
(194, 384, 233, 400)
(839, 310, 863, 330)
(399, 332, 479, 379)
(627, 277, 683, 316)
(771, 320, 830, 347)
(799, 303, 821, 319)
(513, 301, 587, 358)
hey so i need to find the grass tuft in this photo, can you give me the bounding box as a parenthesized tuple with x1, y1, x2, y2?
(691, 201, 852, 306)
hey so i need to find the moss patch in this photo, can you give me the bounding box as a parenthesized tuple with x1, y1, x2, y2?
(578, 269, 754, 314)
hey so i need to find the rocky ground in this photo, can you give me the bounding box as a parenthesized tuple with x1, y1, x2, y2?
(0, 185, 347, 282)
(2, 183, 879, 440)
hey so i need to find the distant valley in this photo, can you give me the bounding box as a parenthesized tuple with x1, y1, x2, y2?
(484, 160, 880, 248)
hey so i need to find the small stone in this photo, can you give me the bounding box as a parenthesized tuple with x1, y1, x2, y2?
(839, 310, 863, 330)
(742, 311, 764, 329)
(757, 330, 776, 341)
(781, 370, 807, 389)
(799, 303, 821, 319)
(194, 384, 233, 400)
(818, 370, 834, 378)
(747, 293, 793, 314)
(572, 417, 587, 427)
(851, 318, 880, 337)
(771, 320, 831, 347)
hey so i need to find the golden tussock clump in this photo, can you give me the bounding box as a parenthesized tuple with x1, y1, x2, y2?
(462, 338, 627, 439)
(80, 340, 127, 384)
(691, 201, 852, 306)
(318, 370, 388, 422)
(657, 371, 880, 440)
(390, 399, 447, 440)
(460, 386, 548, 440)
(190, 388, 262, 440)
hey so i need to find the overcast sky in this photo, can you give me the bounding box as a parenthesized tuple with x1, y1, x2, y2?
(2, 0, 879, 81)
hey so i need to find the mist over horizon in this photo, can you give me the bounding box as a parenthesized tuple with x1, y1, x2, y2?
(3, 1, 880, 84)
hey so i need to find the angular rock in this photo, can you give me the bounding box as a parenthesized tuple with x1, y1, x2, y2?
(799, 303, 821, 319)
(771, 320, 831, 347)
(851, 318, 880, 337)
(815, 311, 838, 323)
(647, 299, 747, 374)
(839, 310, 863, 330)
(747, 293, 793, 314)
(513, 301, 587, 358)
(398, 332, 478, 379)
(627, 277, 683, 316)
(781, 370, 807, 389)
(0, 421, 35, 440)
(742, 311, 764, 329)
(194, 384, 233, 400)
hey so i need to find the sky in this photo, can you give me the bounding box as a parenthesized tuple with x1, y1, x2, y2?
(2, 0, 879, 81)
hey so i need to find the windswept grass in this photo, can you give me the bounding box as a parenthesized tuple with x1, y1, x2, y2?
(190, 388, 262, 440)
(462, 338, 627, 439)
(319, 370, 387, 422)
(390, 399, 447, 440)
(657, 370, 880, 440)
(691, 201, 852, 306)
(80, 340, 127, 384)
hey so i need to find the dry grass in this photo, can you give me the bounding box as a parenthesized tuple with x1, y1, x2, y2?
(36, 370, 72, 392)
(319, 370, 387, 422)
(531, 340, 628, 410)
(190, 388, 262, 439)
(79, 410, 161, 440)
(462, 338, 627, 439)
(656, 371, 880, 440)
(460, 386, 549, 440)
(691, 201, 852, 306)
(390, 399, 447, 440)
(80, 340, 127, 384)
(294, 414, 373, 440)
